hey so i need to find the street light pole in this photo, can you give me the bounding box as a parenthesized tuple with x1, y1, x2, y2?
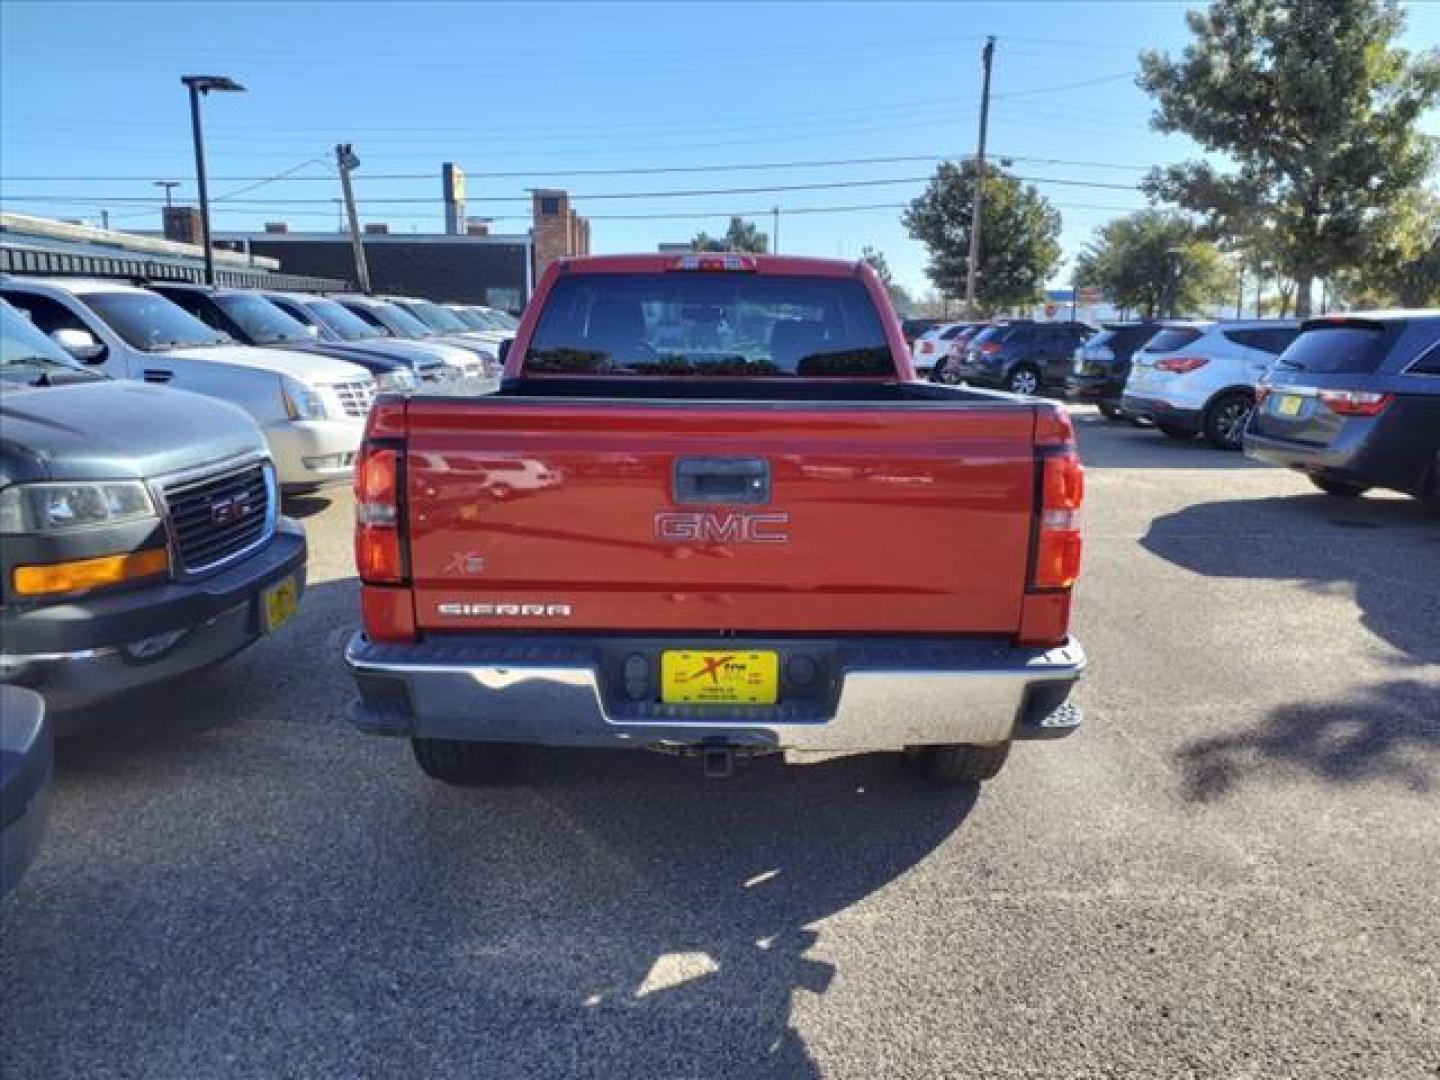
(181, 75, 246, 286)
(154, 180, 179, 208)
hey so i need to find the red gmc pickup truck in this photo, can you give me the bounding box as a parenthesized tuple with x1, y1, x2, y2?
(345, 254, 1085, 785)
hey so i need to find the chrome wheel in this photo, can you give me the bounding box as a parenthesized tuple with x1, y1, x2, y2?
(1008, 368, 1040, 395)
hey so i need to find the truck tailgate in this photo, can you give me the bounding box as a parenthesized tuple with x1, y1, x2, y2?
(404, 398, 1038, 635)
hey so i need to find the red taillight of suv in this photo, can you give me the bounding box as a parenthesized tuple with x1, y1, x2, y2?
(1319, 390, 1392, 417)
(355, 443, 406, 585)
(979, 341, 1003, 354)
(1155, 356, 1209, 374)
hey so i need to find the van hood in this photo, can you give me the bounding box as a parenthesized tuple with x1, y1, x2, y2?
(326, 338, 446, 371)
(1, 381, 264, 484)
(164, 343, 372, 384)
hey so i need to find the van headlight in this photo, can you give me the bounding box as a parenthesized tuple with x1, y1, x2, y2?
(0, 480, 157, 533)
(281, 377, 328, 420)
(375, 369, 417, 393)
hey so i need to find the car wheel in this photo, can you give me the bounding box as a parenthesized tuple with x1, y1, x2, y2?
(1309, 476, 1370, 499)
(1203, 391, 1254, 451)
(1097, 401, 1124, 422)
(1006, 366, 1041, 395)
(1157, 422, 1194, 440)
(906, 742, 1011, 784)
(411, 738, 525, 785)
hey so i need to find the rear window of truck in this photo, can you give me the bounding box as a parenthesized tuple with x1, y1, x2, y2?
(524, 273, 892, 377)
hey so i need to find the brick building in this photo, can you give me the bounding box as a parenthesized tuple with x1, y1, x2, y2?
(531, 189, 591, 281)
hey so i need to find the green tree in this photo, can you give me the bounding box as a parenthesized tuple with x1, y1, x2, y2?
(1076, 210, 1232, 318)
(691, 217, 769, 253)
(859, 246, 913, 312)
(1334, 189, 1440, 308)
(1139, 0, 1440, 316)
(903, 160, 1062, 313)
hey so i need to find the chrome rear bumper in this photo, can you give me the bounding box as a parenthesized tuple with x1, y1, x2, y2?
(345, 633, 1085, 751)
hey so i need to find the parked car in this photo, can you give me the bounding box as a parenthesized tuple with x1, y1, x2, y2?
(332, 296, 490, 382)
(386, 296, 502, 373)
(447, 304, 516, 344)
(1, 279, 376, 492)
(930, 323, 993, 383)
(150, 283, 418, 394)
(1065, 321, 1164, 420)
(950, 320, 1099, 395)
(911, 322, 971, 379)
(259, 291, 467, 386)
(344, 253, 1086, 789)
(1122, 319, 1302, 450)
(0, 298, 307, 714)
(901, 317, 943, 350)
(1245, 311, 1440, 507)
(1, 686, 49, 895)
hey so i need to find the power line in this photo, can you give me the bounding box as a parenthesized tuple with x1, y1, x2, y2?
(212, 153, 332, 202)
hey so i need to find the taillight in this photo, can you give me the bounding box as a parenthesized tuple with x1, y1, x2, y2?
(669, 254, 757, 272)
(355, 442, 406, 584)
(919, 340, 934, 353)
(1155, 356, 1209, 374)
(1319, 389, 1392, 417)
(1032, 452, 1084, 590)
(979, 341, 1002, 354)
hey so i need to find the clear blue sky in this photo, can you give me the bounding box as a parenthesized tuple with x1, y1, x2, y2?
(2, 1, 1437, 297)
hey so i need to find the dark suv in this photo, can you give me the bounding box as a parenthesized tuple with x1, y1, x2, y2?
(1244, 312, 1440, 509)
(951, 321, 1098, 395)
(1065, 321, 1162, 420)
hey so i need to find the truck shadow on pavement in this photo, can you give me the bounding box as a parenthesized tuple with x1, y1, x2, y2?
(1174, 679, 1439, 802)
(8, 711, 978, 1078)
(1140, 491, 1440, 664)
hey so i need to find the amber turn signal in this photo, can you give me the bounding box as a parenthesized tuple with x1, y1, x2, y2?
(12, 548, 169, 597)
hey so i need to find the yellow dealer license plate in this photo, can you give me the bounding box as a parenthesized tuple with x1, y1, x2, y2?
(1276, 394, 1304, 417)
(261, 576, 299, 634)
(661, 650, 779, 706)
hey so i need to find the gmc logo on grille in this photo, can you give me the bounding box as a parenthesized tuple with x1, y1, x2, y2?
(209, 492, 253, 527)
(654, 511, 790, 544)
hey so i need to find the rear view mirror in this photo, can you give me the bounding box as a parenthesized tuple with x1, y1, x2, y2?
(51, 328, 105, 363)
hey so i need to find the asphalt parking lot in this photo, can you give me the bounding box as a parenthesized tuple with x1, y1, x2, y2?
(3, 407, 1437, 1080)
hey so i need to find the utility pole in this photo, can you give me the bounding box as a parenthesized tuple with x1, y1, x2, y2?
(772, 206, 780, 254)
(336, 143, 371, 294)
(964, 35, 996, 319)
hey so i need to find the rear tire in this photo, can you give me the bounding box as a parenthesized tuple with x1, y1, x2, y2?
(1310, 476, 1370, 499)
(907, 742, 1011, 784)
(1006, 365, 1041, 396)
(1157, 422, 1194, 440)
(1203, 391, 1254, 451)
(411, 738, 524, 785)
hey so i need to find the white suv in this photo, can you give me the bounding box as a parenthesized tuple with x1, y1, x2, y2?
(1121, 319, 1302, 450)
(1, 279, 376, 492)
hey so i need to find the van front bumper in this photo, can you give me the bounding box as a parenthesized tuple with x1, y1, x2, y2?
(0, 522, 307, 714)
(345, 633, 1085, 751)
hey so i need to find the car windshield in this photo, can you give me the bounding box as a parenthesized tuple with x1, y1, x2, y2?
(0, 302, 98, 381)
(451, 308, 489, 331)
(307, 299, 384, 340)
(407, 301, 470, 334)
(373, 302, 434, 338)
(215, 293, 312, 346)
(84, 292, 229, 351)
(482, 308, 519, 331)
(525, 272, 891, 376)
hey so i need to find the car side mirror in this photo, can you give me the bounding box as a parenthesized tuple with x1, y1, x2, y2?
(51, 328, 106, 363)
(498, 338, 511, 364)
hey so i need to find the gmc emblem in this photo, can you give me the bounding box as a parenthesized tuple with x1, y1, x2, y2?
(654, 511, 790, 544)
(210, 492, 252, 527)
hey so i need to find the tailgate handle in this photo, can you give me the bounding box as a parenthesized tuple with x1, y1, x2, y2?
(673, 457, 770, 505)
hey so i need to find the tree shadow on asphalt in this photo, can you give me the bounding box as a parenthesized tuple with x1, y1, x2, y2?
(8, 646, 980, 1079)
(1140, 491, 1440, 664)
(1174, 679, 1439, 803)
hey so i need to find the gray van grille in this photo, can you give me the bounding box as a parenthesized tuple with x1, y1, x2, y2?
(164, 462, 273, 573)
